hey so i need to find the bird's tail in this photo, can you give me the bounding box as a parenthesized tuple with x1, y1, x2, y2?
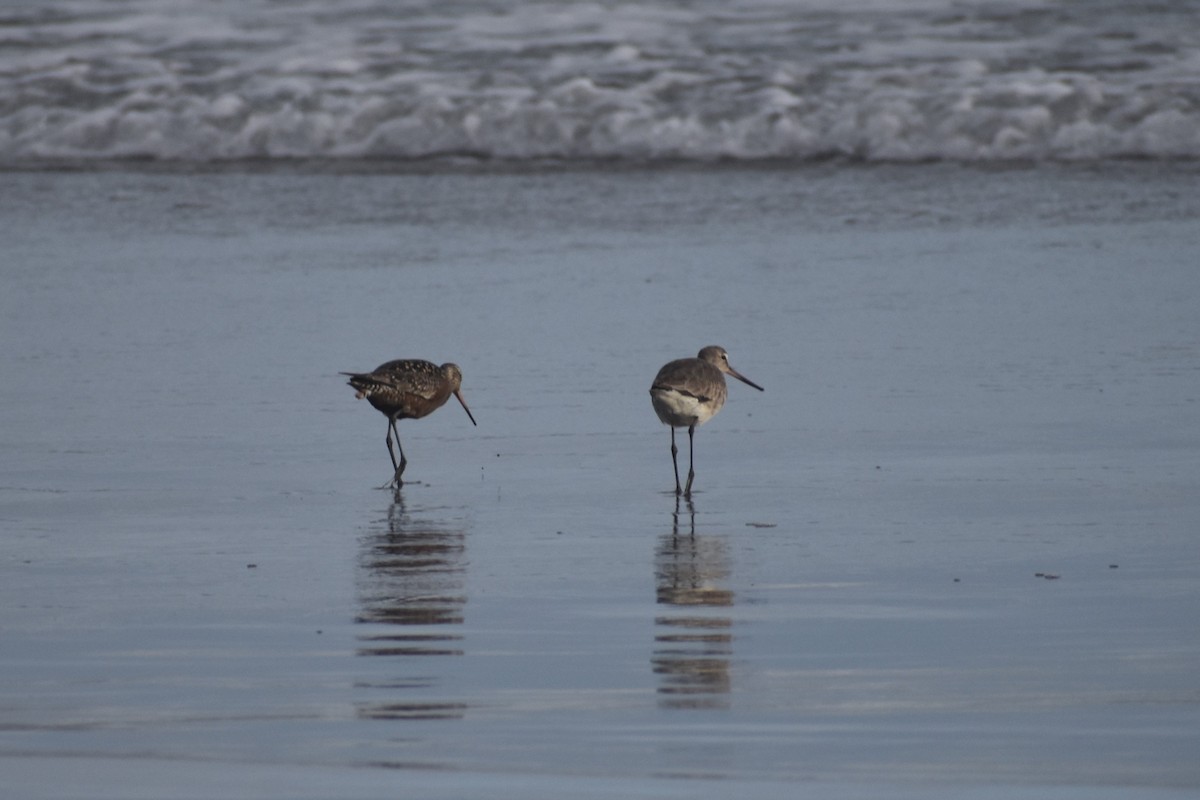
(340, 372, 372, 400)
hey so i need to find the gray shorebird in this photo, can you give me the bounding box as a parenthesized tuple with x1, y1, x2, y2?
(649, 346, 763, 497)
(342, 359, 476, 488)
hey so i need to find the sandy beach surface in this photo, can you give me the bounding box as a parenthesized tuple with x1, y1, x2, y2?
(2, 162, 1199, 798)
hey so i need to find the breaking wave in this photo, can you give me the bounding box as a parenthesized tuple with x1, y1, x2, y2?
(3, 0, 1198, 164)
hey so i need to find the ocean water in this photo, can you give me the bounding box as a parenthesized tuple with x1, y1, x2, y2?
(2, 0, 1199, 163)
(2, 161, 1200, 797)
(3, 1, 1200, 797)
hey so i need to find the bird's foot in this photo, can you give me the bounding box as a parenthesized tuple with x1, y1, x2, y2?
(378, 471, 404, 490)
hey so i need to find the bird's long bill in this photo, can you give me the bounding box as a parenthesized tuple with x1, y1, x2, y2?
(728, 366, 764, 392)
(454, 390, 478, 426)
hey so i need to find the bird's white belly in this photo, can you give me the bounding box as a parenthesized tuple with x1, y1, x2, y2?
(651, 387, 718, 428)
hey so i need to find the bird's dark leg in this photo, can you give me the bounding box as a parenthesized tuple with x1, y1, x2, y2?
(382, 416, 408, 489)
(391, 418, 408, 485)
(670, 426, 682, 496)
(384, 419, 400, 472)
(683, 424, 696, 498)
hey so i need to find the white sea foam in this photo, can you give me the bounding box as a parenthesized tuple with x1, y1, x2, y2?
(1, 0, 1198, 163)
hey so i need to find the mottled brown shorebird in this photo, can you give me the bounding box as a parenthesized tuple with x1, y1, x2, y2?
(649, 346, 763, 497)
(342, 359, 477, 488)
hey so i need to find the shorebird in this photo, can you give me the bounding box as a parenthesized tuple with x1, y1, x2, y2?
(649, 346, 763, 497)
(342, 359, 476, 488)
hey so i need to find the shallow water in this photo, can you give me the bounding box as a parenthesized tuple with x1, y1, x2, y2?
(2, 162, 1200, 797)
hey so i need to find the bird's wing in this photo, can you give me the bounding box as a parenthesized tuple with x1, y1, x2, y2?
(651, 381, 712, 403)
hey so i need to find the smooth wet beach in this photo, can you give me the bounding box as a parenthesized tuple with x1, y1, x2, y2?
(2, 162, 1199, 798)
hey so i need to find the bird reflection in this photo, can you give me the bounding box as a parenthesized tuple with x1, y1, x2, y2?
(652, 497, 734, 709)
(355, 488, 468, 721)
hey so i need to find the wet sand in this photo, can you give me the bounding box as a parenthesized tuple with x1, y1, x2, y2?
(2, 163, 1199, 797)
